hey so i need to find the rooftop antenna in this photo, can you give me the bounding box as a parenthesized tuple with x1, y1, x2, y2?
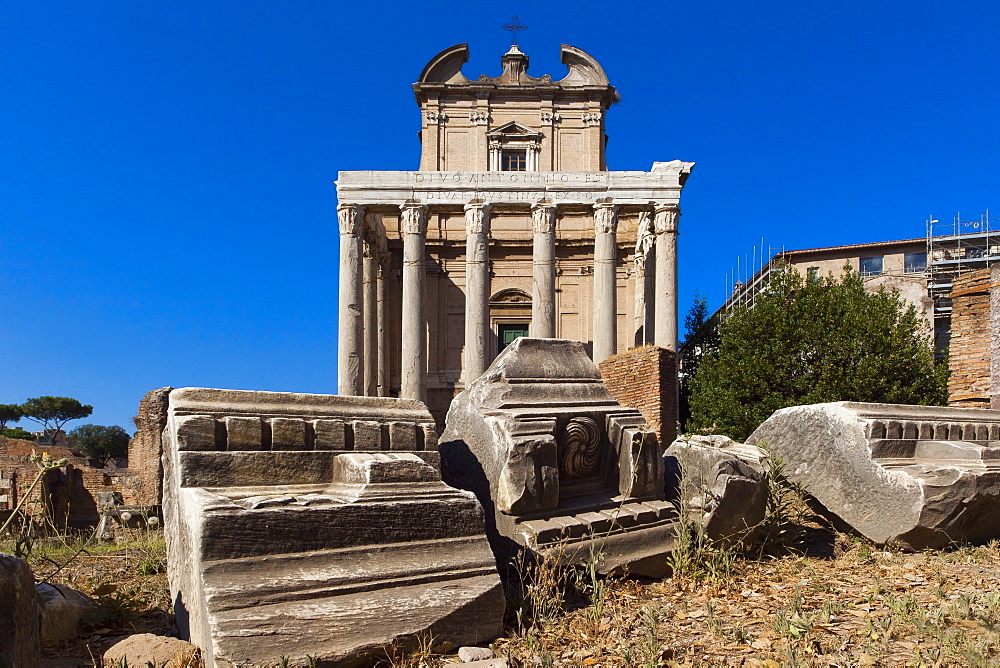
(503, 16, 528, 44)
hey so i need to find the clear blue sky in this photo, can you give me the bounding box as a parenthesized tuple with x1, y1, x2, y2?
(2, 1, 998, 432)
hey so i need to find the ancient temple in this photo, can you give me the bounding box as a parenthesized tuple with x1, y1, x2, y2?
(335, 42, 694, 422)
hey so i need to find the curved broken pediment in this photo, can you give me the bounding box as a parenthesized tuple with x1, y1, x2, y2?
(418, 43, 473, 84)
(558, 45, 610, 86)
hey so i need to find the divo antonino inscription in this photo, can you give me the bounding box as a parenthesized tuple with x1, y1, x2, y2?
(336, 163, 692, 206)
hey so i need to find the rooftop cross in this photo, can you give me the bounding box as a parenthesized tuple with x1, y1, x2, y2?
(502, 16, 527, 44)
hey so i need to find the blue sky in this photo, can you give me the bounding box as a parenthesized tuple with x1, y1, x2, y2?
(2, 1, 998, 431)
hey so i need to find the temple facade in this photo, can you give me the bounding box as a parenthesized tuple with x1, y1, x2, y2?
(335, 42, 694, 423)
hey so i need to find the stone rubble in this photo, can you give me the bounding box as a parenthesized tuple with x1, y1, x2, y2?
(0, 553, 40, 668)
(664, 434, 769, 544)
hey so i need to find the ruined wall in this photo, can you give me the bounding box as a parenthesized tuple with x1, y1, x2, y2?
(129, 387, 171, 506)
(0, 437, 141, 529)
(949, 268, 992, 408)
(598, 345, 678, 447)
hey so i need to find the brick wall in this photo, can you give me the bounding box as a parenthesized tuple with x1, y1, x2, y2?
(129, 387, 172, 506)
(598, 345, 678, 447)
(949, 268, 992, 408)
(0, 437, 141, 529)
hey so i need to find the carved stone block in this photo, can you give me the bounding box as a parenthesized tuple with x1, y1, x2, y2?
(161, 387, 502, 667)
(440, 338, 672, 577)
(750, 401, 1000, 550)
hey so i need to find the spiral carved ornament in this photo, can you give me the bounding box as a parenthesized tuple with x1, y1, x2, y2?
(559, 417, 602, 479)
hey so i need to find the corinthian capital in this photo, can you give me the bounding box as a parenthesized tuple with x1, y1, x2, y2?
(464, 201, 491, 235)
(593, 200, 619, 235)
(400, 203, 428, 236)
(337, 203, 364, 236)
(653, 203, 680, 234)
(531, 202, 557, 234)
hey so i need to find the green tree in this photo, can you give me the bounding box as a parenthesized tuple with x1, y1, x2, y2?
(20, 396, 93, 441)
(68, 424, 130, 465)
(678, 292, 719, 427)
(0, 404, 24, 429)
(687, 267, 947, 441)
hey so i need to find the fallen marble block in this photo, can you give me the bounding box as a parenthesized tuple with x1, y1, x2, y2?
(749, 401, 1000, 550)
(161, 387, 503, 668)
(440, 338, 673, 578)
(664, 435, 769, 543)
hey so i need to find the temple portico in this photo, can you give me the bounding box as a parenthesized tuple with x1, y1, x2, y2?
(335, 43, 693, 422)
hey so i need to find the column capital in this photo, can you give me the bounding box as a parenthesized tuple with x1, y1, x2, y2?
(337, 203, 364, 235)
(400, 202, 428, 235)
(531, 201, 557, 234)
(464, 200, 491, 235)
(593, 199, 619, 235)
(653, 203, 680, 234)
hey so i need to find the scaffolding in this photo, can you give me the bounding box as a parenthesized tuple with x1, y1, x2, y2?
(927, 210, 1000, 349)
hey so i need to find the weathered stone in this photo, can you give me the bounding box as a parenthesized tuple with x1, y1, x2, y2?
(161, 387, 503, 668)
(0, 553, 40, 668)
(458, 646, 495, 662)
(749, 402, 1000, 550)
(37, 582, 105, 644)
(103, 633, 199, 668)
(664, 435, 769, 543)
(440, 338, 673, 577)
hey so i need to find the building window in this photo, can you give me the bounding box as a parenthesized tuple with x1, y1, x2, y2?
(904, 252, 927, 273)
(501, 149, 527, 171)
(806, 267, 819, 282)
(859, 255, 883, 277)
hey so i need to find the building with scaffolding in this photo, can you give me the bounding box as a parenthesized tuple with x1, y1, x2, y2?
(701, 210, 999, 355)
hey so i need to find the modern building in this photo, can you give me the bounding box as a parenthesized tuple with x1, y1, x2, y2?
(334, 42, 694, 423)
(710, 211, 999, 353)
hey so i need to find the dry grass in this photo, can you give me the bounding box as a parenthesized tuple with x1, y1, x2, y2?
(12, 521, 1000, 667)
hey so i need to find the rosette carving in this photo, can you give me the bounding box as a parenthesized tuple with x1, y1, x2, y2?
(559, 417, 602, 479)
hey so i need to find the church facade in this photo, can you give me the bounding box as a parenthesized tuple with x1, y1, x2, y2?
(335, 43, 694, 423)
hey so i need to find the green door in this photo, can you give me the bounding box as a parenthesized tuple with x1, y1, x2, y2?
(498, 323, 530, 351)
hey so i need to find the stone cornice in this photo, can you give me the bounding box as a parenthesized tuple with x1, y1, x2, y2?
(337, 161, 695, 208)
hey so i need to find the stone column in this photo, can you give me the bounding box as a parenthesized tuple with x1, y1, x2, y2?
(400, 203, 428, 402)
(376, 260, 387, 397)
(463, 201, 491, 383)
(337, 203, 365, 396)
(654, 204, 680, 351)
(531, 202, 557, 338)
(633, 208, 655, 346)
(362, 235, 378, 396)
(593, 200, 619, 363)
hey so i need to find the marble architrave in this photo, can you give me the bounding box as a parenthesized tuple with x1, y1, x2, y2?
(335, 162, 694, 208)
(161, 387, 503, 667)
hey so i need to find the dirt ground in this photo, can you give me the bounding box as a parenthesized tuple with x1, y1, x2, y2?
(20, 527, 1000, 667)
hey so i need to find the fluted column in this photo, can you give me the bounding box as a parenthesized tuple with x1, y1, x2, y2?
(593, 200, 619, 363)
(362, 235, 378, 396)
(654, 203, 680, 351)
(634, 208, 655, 346)
(400, 203, 428, 402)
(463, 201, 491, 383)
(337, 203, 365, 396)
(531, 202, 557, 338)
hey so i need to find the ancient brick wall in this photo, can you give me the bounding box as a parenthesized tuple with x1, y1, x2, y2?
(598, 345, 678, 447)
(949, 268, 992, 408)
(129, 387, 171, 506)
(992, 266, 1000, 410)
(0, 437, 141, 529)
